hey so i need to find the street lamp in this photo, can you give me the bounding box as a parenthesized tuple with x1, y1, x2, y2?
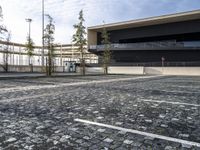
(26, 18, 32, 66)
(25, 18, 32, 40)
(42, 0, 44, 67)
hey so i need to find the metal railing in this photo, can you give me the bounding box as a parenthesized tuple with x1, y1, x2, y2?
(90, 41, 200, 51)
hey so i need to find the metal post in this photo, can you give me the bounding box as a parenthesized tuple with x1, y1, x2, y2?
(161, 56, 165, 73)
(71, 43, 74, 61)
(19, 47, 21, 65)
(25, 18, 32, 40)
(12, 43, 14, 65)
(42, 0, 44, 67)
(26, 18, 32, 65)
(60, 44, 63, 66)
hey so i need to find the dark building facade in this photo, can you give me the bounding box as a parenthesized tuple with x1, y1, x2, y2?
(88, 10, 200, 66)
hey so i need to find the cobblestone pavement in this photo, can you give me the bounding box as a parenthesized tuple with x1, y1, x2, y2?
(0, 75, 200, 150)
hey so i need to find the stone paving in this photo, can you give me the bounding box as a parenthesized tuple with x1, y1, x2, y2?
(0, 75, 200, 149)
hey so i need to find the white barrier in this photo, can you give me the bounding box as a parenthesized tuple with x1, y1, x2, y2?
(86, 67, 104, 73)
(144, 67, 200, 76)
(0, 65, 64, 73)
(108, 66, 144, 75)
(1, 65, 200, 76)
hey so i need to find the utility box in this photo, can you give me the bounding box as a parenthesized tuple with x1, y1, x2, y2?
(64, 61, 76, 73)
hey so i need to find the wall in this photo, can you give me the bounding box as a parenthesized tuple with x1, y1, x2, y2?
(108, 67, 144, 75)
(88, 30, 97, 46)
(144, 67, 200, 76)
(105, 20, 200, 43)
(85, 66, 200, 76)
(0, 65, 64, 73)
(1, 65, 200, 76)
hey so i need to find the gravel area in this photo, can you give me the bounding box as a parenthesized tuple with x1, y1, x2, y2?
(0, 75, 200, 150)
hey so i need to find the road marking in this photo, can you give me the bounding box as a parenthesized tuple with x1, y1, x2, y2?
(139, 99, 200, 107)
(75, 118, 200, 147)
(0, 75, 163, 93)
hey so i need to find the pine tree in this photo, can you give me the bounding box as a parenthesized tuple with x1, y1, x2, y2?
(43, 14, 55, 76)
(72, 10, 87, 75)
(0, 6, 3, 33)
(0, 6, 9, 72)
(101, 25, 111, 75)
(0, 6, 7, 38)
(25, 36, 34, 72)
(3, 32, 11, 72)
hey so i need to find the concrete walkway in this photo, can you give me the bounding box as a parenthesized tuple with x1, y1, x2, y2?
(0, 72, 103, 79)
(0, 72, 78, 79)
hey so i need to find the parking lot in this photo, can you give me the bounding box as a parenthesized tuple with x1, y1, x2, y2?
(0, 75, 200, 150)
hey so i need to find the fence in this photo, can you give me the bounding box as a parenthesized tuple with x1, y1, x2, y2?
(0, 40, 98, 71)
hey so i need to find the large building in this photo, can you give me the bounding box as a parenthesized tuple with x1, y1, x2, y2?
(88, 10, 200, 66)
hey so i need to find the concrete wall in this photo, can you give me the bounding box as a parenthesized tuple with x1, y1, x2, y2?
(86, 67, 104, 73)
(85, 66, 200, 76)
(1, 65, 200, 76)
(0, 65, 64, 73)
(75, 67, 104, 74)
(107, 66, 200, 76)
(88, 30, 97, 46)
(108, 66, 144, 75)
(144, 67, 200, 76)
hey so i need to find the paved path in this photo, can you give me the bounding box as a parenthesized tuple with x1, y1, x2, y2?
(0, 72, 80, 79)
(0, 75, 200, 149)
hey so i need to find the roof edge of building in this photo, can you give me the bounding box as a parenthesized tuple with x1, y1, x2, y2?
(88, 9, 200, 31)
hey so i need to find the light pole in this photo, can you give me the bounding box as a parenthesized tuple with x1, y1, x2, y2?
(25, 18, 32, 40)
(42, 0, 44, 67)
(161, 56, 165, 73)
(25, 18, 32, 66)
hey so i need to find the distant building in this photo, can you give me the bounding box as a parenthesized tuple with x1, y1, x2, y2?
(88, 10, 200, 66)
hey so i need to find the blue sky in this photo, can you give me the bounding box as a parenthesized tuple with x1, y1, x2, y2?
(1, 0, 200, 45)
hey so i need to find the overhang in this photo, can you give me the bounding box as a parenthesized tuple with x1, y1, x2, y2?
(88, 10, 200, 31)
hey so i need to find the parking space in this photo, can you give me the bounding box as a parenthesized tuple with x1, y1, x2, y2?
(0, 75, 200, 149)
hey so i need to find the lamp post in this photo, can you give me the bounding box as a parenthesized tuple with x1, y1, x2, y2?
(161, 56, 165, 73)
(25, 18, 32, 66)
(25, 18, 32, 40)
(42, 0, 44, 67)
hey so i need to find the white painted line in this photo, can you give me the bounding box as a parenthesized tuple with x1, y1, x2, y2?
(75, 118, 200, 147)
(139, 99, 200, 107)
(0, 75, 163, 93)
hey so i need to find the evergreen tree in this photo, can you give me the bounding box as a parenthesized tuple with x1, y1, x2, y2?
(72, 10, 87, 75)
(101, 24, 111, 75)
(0, 6, 7, 38)
(3, 32, 11, 72)
(0, 6, 9, 72)
(0, 6, 3, 33)
(43, 14, 55, 76)
(25, 35, 34, 72)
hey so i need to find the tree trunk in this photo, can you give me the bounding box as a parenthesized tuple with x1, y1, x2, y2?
(29, 56, 33, 72)
(48, 53, 51, 76)
(80, 47, 85, 76)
